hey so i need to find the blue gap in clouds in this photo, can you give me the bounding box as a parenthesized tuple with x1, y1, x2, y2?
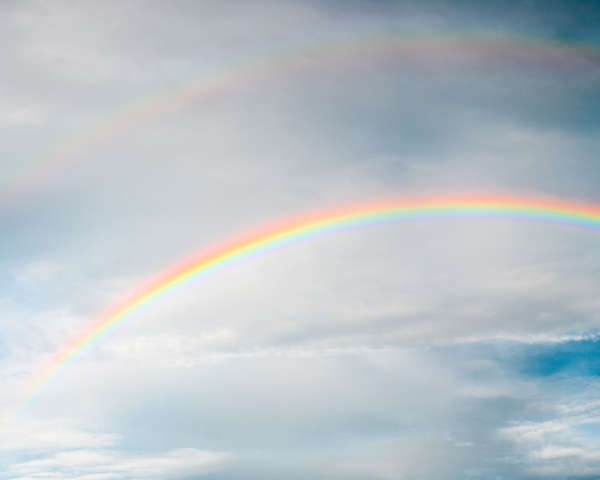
(517, 339, 600, 378)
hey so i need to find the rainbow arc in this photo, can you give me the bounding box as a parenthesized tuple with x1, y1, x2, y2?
(18, 194, 600, 413)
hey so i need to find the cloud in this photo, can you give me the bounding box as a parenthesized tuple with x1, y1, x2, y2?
(0, 0, 599, 479)
(0, 417, 230, 480)
(0, 418, 117, 453)
(7, 447, 231, 480)
(495, 381, 600, 476)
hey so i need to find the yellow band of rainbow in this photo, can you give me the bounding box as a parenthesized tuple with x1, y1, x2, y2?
(19, 194, 600, 413)
(4, 29, 598, 208)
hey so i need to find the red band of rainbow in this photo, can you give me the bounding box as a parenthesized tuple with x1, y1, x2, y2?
(17, 194, 600, 415)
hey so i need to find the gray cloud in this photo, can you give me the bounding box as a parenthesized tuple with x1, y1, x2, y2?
(1, 0, 599, 478)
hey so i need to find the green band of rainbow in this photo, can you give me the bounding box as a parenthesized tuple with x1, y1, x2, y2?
(4, 29, 599, 208)
(19, 194, 600, 412)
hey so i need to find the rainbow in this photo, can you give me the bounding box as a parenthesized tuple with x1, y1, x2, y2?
(19, 194, 600, 412)
(3, 29, 599, 208)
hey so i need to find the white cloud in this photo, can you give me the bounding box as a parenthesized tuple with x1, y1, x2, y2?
(532, 445, 586, 459)
(7, 447, 231, 480)
(0, 418, 118, 452)
(500, 394, 600, 476)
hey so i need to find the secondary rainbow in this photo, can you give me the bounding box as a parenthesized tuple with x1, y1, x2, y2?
(19, 194, 600, 411)
(3, 29, 598, 209)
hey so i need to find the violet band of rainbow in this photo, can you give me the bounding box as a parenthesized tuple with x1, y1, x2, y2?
(4, 30, 598, 208)
(19, 195, 600, 413)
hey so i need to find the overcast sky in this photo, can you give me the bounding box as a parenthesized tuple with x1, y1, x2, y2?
(1, 1, 600, 479)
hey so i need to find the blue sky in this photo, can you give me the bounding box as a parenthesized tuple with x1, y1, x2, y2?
(1, 1, 600, 479)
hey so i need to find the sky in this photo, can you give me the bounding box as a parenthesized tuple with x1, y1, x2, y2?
(1, 0, 600, 478)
